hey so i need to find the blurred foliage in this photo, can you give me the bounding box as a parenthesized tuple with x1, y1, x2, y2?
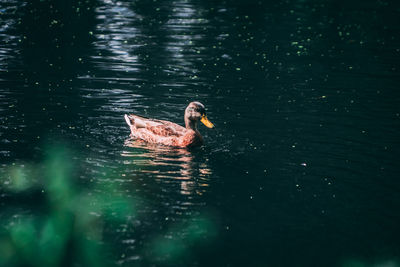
(0, 146, 119, 266)
(0, 146, 216, 266)
(149, 216, 216, 263)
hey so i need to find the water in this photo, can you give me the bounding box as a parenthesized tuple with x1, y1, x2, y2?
(1, 0, 400, 266)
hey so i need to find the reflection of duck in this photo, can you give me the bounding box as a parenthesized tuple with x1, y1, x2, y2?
(124, 102, 214, 148)
(122, 138, 212, 196)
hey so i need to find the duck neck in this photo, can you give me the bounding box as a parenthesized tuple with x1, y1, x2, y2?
(185, 117, 198, 130)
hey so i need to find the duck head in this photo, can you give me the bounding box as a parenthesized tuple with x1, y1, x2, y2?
(184, 101, 214, 130)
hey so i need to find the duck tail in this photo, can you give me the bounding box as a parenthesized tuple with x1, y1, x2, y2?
(124, 114, 133, 127)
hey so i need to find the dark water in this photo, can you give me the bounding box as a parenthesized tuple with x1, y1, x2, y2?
(1, 0, 400, 266)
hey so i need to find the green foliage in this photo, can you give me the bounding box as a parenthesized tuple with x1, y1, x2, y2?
(150, 216, 216, 262)
(0, 146, 133, 267)
(0, 146, 216, 266)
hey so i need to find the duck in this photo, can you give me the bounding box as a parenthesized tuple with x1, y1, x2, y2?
(124, 101, 214, 148)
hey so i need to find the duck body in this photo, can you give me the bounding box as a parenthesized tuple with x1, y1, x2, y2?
(124, 114, 204, 148)
(124, 102, 213, 148)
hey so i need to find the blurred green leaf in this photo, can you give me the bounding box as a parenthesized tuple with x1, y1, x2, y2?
(0, 232, 16, 266)
(10, 219, 38, 265)
(6, 165, 34, 192)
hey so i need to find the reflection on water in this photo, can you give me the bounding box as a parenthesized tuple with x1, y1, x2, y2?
(92, 0, 141, 74)
(0, 0, 22, 73)
(123, 138, 211, 197)
(163, 0, 204, 78)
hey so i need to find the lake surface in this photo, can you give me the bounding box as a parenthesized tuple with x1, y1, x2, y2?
(1, 0, 400, 266)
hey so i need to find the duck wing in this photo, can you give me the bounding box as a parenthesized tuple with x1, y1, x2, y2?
(125, 114, 186, 137)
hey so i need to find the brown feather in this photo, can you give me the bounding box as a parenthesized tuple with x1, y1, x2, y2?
(125, 114, 203, 148)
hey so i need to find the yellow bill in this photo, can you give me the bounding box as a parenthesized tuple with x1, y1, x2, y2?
(200, 115, 214, 128)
